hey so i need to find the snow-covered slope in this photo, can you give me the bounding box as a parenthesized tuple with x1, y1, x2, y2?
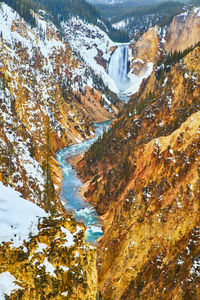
(0, 70, 46, 204)
(0, 3, 96, 93)
(62, 17, 119, 93)
(0, 182, 48, 248)
(0, 272, 22, 299)
(111, 2, 185, 41)
(112, 14, 162, 40)
(126, 62, 154, 96)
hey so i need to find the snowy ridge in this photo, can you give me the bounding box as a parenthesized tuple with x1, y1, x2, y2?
(112, 19, 127, 30)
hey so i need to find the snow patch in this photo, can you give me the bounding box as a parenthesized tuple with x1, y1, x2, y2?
(193, 7, 200, 16)
(61, 226, 75, 248)
(41, 258, 56, 277)
(0, 272, 22, 298)
(35, 243, 48, 254)
(0, 183, 48, 248)
(125, 62, 154, 96)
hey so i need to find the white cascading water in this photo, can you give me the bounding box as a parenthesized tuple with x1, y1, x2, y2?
(108, 45, 130, 92)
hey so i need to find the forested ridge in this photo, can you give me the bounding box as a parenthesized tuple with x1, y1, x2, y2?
(1, 0, 129, 42)
(97, 1, 188, 40)
(110, 1, 185, 26)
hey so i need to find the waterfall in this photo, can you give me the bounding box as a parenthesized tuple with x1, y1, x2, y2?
(108, 45, 130, 92)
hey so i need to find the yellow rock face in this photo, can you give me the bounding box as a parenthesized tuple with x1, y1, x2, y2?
(165, 9, 200, 53)
(77, 46, 200, 299)
(130, 26, 160, 67)
(128, 8, 200, 99)
(97, 111, 200, 299)
(127, 26, 160, 89)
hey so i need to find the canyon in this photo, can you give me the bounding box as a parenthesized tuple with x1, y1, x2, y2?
(76, 6, 200, 300)
(0, 1, 199, 299)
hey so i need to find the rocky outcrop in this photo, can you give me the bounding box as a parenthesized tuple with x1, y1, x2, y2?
(127, 7, 200, 98)
(129, 26, 160, 71)
(129, 7, 200, 65)
(126, 26, 161, 97)
(0, 211, 97, 299)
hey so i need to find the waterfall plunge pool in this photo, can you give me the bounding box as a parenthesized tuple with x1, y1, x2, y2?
(57, 120, 111, 243)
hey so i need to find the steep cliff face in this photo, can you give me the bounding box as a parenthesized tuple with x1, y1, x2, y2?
(130, 26, 160, 68)
(129, 6, 200, 65)
(165, 8, 200, 53)
(126, 26, 160, 95)
(77, 45, 200, 299)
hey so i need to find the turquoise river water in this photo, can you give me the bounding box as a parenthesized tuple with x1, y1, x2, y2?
(57, 120, 111, 243)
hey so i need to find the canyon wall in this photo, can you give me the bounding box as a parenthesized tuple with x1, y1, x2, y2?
(0, 3, 121, 211)
(128, 7, 200, 97)
(78, 38, 200, 300)
(165, 8, 200, 53)
(0, 3, 121, 298)
(1, 2, 200, 299)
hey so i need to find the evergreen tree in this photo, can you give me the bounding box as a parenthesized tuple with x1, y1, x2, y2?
(43, 117, 56, 213)
(2, 0, 129, 42)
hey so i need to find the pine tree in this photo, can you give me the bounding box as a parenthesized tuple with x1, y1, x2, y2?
(43, 117, 56, 213)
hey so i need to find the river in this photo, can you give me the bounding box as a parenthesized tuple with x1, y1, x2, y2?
(57, 44, 130, 243)
(56, 120, 112, 243)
